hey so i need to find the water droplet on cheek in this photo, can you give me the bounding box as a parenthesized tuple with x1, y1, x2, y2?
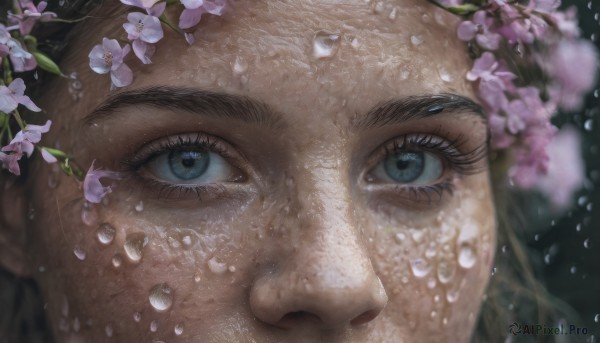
(81, 202, 98, 226)
(458, 244, 477, 269)
(124, 233, 148, 262)
(96, 223, 116, 245)
(437, 260, 456, 284)
(149, 283, 174, 312)
(446, 289, 460, 303)
(150, 320, 158, 332)
(112, 255, 123, 268)
(313, 30, 341, 59)
(133, 311, 142, 322)
(174, 323, 184, 336)
(207, 257, 228, 274)
(395, 232, 406, 243)
(410, 259, 432, 278)
(135, 201, 144, 212)
(73, 246, 86, 261)
(410, 35, 423, 46)
(105, 325, 113, 337)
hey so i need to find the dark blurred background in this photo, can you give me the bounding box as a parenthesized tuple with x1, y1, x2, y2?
(528, 0, 600, 338)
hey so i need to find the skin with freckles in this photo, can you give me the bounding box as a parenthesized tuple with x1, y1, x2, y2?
(1, 0, 497, 341)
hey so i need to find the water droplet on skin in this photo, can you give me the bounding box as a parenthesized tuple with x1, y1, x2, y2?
(73, 246, 87, 261)
(374, 1, 384, 13)
(150, 320, 158, 332)
(182, 235, 192, 246)
(587, 202, 593, 212)
(395, 232, 406, 242)
(437, 66, 452, 82)
(124, 232, 148, 262)
(584, 239, 591, 249)
(194, 274, 201, 283)
(111, 255, 123, 268)
(430, 310, 437, 318)
(437, 260, 456, 284)
(149, 283, 174, 312)
(577, 223, 582, 232)
(401, 276, 409, 284)
(410, 229, 424, 243)
(312, 30, 341, 59)
(133, 311, 142, 322)
(410, 258, 431, 278)
(135, 201, 144, 212)
(399, 68, 410, 80)
(168, 237, 181, 249)
(501, 245, 508, 253)
(228, 265, 236, 272)
(232, 56, 248, 76)
(410, 35, 423, 46)
(458, 244, 477, 269)
(81, 202, 98, 226)
(351, 37, 360, 49)
(427, 278, 436, 289)
(425, 243, 437, 259)
(585, 119, 594, 131)
(388, 7, 397, 20)
(105, 325, 113, 337)
(97, 223, 116, 245)
(208, 257, 228, 274)
(434, 294, 440, 303)
(442, 317, 448, 325)
(534, 233, 540, 241)
(174, 323, 184, 336)
(446, 289, 460, 303)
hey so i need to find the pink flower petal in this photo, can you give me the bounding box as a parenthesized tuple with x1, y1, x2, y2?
(41, 148, 57, 163)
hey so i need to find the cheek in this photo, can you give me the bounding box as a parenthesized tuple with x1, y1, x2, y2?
(367, 184, 495, 332)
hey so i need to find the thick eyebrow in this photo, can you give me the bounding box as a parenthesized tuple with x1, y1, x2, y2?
(83, 86, 283, 128)
(352, 93, 485, 129)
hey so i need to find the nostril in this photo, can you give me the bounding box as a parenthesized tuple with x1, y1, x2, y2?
(350, 309, 378, 326)
(277, 311, 322, 328)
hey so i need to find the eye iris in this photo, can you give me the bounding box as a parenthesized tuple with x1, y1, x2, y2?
(168, 150, 209, 180)
(384, 151, 424, 182)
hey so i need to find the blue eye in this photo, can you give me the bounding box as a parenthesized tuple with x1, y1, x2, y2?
(145, 148, 234, 184)
(373, 150, 443, 184)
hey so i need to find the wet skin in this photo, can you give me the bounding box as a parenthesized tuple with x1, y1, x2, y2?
(4, 0, 495, 342)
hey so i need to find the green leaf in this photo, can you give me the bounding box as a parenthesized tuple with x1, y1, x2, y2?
(447, 4, 480, 15)
(32, 52, 64, 76)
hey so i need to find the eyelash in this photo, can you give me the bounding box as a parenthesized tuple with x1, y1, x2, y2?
(369, 130, 487, 204)
(125, 130, 487, 204)
(124, 133, 244, 200)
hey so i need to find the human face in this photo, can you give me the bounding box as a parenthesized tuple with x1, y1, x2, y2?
(27, 0, 495, 341)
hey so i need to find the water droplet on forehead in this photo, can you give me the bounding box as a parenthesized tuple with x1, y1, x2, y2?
(124, 232, 148, 263)
(410, 258, 432, 278)
(174, 323, 184, 336)
(73, 246, 87, 261)
(313, 30, 341, 59)
(437, 66, 453, 82)
(97, 223, 116, 245)
(410, 35, 423, 46)
(458, 244, 477, 269)
(208, 257, 228, 274)
(425, 243, 437, 259)
(232, 56, 248, 76)
(410, 229, 425, 243)
(148, 283, 174, 312)
(182, 235, 192, 246)
(427, 277, 436, 289)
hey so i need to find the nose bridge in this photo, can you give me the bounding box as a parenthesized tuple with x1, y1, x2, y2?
(249, 163, 388, 329)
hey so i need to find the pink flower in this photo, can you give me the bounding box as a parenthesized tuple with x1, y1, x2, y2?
(467, 52, 515, 112)
(535, 126, 584, 210)
(0, 78, 42, 114)
(123, 11, 164, 64)
(89, 38, 133, 88)
(0, 150, 22, 175)
(40, 148, 57, 163)
(2, 120, 52, 158)
(179, 0, 227, 29)
(83, 161, 122, 203)
(509, 123, 556, 188)
(543, 39, 599, 110)
(488, 112, 514, 149)
(0, 37, 37, 72)
(457, 11, 502, 50)
(8, 0, 57, 36)
(120, 0, 162, 9)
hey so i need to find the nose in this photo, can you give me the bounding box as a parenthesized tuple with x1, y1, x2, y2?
(249, 176, 388, 329)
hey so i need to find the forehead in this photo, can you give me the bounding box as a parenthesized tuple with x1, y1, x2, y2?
(61, 0, 475, 123)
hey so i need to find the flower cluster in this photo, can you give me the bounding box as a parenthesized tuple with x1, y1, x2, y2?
(435, 0, 598, 208)
(89, 0, 227, 88)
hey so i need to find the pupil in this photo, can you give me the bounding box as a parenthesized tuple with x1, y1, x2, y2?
(168, 150, 209, 180)
(384, 151, 425, 183)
